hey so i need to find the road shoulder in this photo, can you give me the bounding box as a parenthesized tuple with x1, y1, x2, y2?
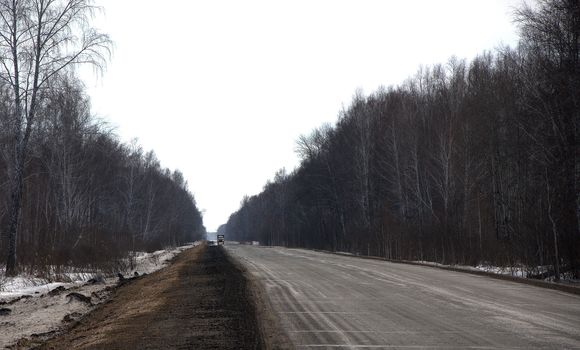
(38, 243, 271, 349)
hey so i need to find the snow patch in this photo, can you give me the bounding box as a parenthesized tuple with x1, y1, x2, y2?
(412, 261, 580, 283)
(0, 279, 74, 299)
(0, 242, 198, 301)
(472, 264, 529, 278)
(0, 242, 200, 348)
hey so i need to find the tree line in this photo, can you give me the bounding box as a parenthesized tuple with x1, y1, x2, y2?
(225, 0, 579, 280)
(0, 0, 205, 276)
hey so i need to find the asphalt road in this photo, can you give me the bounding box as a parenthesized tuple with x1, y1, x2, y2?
(227, 245, 580, 349)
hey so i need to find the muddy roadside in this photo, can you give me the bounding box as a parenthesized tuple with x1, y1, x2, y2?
(35, 243, 291, 350)
(1, 245, 195, 349)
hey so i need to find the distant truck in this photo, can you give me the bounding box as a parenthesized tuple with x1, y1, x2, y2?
(217, 234, 225, 246)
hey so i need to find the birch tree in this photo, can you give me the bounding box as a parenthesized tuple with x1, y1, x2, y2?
(0, 0, 110, 275)
(516, 0, 580, 277)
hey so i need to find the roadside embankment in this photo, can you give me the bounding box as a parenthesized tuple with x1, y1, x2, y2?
(37, 243, 276, 349)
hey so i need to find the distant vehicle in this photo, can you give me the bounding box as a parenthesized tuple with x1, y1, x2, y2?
(217, 234, 225, 246)
(208, 240, 217, 247)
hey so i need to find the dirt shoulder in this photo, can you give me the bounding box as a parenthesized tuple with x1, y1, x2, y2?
(1, 245, 195, 349)
(38, 243, 269, 350)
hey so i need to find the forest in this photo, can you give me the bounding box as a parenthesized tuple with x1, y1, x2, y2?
(225, 0, 580, 280)
(0, 0, 205, 276)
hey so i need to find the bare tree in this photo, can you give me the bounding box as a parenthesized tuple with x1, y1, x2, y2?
(516, 0, 580, 278)
(0, 0, 111, 275)
(224, 1, 580, 279)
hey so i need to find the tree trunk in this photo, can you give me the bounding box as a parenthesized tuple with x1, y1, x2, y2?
(576, 136, 580, 240)
(573, 0, 580, 246)
(6, 146, 24, 276)
(549, 204, 561, 282)
(546, 169, 560, 282)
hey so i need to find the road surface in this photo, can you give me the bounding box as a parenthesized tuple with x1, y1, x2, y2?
(227, 245, 580, 349)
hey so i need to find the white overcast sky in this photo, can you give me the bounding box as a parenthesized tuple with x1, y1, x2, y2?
(80, 0, 521, 232)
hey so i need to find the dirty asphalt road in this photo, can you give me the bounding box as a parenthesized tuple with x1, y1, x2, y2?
(227, 245, 580, 349)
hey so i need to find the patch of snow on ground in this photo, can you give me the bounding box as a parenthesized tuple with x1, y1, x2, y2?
(0, 243, 198, 301)
(472, 264, 528, 278)
(0, 242, 200, 348)
(413, 260, 529, 276)
(0, 279, 75, 300)
(130, 247, 186, 275)
(412, 261, 579, 282)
